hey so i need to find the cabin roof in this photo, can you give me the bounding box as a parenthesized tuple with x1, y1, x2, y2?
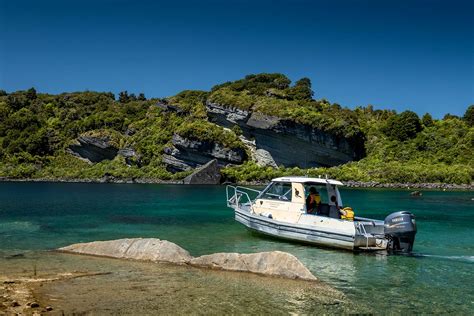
(271, 176, 344, 186)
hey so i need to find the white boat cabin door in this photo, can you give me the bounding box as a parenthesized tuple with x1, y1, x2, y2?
(253, 181, 306, 223)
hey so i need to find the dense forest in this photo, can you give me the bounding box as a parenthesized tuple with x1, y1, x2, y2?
(0, 73, 473, 184)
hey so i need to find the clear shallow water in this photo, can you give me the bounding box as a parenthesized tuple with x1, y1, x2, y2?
(0, 182, 473, 313)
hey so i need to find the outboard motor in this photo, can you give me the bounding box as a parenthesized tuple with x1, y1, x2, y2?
(384, 211, 417, 253)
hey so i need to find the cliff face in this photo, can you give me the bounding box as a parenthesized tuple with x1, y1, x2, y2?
(162, 134, 247, 172)
(68, 134, 141, 166)
(207, 102, 364, 168)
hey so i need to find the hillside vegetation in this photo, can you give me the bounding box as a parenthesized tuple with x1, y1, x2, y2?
(0, 74, 472, 184)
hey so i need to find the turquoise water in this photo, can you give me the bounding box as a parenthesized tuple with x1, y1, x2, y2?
(0, 182, 473, 313)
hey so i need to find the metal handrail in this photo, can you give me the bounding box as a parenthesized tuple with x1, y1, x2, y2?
(226, 185, 260, 211)
(356, 222, 370, 248)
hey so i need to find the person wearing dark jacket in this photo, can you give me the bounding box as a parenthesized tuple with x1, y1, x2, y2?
(306, 187, 320, 214)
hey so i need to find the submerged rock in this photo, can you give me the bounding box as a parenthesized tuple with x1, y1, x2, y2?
(183, 159, 221, 184)
(58, 238, 192, 264)
(58, 238, 317, 281)
(190, 251, 316, 281)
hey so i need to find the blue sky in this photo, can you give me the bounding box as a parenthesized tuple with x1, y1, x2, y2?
(0, 0, 473, 118)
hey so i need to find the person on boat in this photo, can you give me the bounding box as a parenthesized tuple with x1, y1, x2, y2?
(330, 195, 354, 220)
(306, 187, 320, 214)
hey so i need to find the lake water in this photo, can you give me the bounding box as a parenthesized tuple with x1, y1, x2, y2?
(0, 182, 473, 313)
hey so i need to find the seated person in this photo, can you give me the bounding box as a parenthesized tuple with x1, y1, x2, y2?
(330, 195, 340, 208)
(330, 195, 354, 220)
(306, 187, 321, 214)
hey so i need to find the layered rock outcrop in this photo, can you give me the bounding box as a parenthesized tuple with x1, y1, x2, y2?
(162, 134, 246, 172)
(58, 238, 317, 281)
(207, 102, 364, 168)
(68, 135, 141, 166)
(68, 136, 119, 163)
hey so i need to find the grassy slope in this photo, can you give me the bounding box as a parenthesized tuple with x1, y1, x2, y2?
(0, 74, 472, 184)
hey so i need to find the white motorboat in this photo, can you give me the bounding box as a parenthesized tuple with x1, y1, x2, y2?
(226, 176, 417, 252)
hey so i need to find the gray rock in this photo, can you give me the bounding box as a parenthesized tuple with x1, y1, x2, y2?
(246, 112, 281, 130)
(124, 128, 136, 136)
(58, 238, 192, 264)
(189, 251, 316, 281)
(206, 105, 365, 168)
(255, 149, 278, 168)
(156, 101, 187, 115)
(68, 136, 118, 163)
(161, 135, 246, 173)
(118, 148, 141, 166)
(206, 102, 249, 123)
(162, 154, 193, 172)
(183, 159, 221, 184)
(58, 238, 318, 281)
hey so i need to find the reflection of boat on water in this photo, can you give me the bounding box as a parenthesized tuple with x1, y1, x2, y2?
(226, 177, 417, 252)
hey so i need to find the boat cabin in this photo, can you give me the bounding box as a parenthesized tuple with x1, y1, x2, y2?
(252, 177, 345, 223)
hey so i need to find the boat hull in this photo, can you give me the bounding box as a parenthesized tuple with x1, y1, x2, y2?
(235, 208, 356, 250)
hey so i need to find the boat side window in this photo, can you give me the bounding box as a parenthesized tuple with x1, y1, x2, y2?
(304, 184, 328, 204)
(260, 182, 292, 201)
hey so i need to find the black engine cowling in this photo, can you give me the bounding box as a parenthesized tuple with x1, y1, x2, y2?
(384, 211, 417, 253)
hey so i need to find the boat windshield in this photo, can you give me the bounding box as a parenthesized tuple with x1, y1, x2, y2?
(259, 182, 292, 201)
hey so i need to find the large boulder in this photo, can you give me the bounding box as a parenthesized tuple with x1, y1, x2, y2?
(189, 251, 316, 281)
(183, 159, 221, 184)
(255, 149, 278, 168)
(57, 239, 318, 281)
(58, 238, 192, 264)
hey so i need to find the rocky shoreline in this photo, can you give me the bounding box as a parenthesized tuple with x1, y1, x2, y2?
(1, 176, 472, 190)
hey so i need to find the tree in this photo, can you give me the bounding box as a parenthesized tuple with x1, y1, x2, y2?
(289, 77, 314, 100)
(422, 113, 434, 127)
(383, 110, 422, 141)
(137, 93, 146, 101)
(443, 113, 459, 120)
(7, 92, 29, 111)
(0, 90, 7, 96)
(463, 105, 474, 127)
(26, 87, 37, 100)
(118, 91, 129, 103)
(129, 93, 137, 101)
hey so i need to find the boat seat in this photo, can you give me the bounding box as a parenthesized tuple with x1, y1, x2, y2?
(328, 205, 340, 219)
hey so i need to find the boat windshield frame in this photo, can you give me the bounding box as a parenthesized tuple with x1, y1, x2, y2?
(257, 180, 343, 206)
(256, 181, 293, 201)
